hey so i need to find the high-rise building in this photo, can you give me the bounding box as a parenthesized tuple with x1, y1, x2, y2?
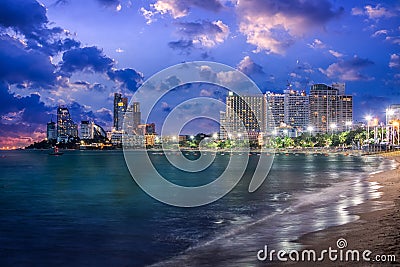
(113, 93, 128, 131)
(80, 121, 93, 139)
(46, 121, 56, 141)
(57, 106, 78, 139)
(309, 84, 339, 133)
(309, 83, 353, 133)
(266, 92, 285, 132)
(339, 95, 353, 132)
(284, 89, 309, 131)
(220, 92, 265, 139)
(123, 102, 141, 134)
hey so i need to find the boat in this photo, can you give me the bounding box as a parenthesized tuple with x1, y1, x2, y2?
(49, 147, 64, 156)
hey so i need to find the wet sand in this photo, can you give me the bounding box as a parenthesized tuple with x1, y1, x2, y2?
(278, 154, 400, 266)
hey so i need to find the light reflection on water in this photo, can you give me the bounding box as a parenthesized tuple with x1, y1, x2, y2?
(0, 151, 395, 267)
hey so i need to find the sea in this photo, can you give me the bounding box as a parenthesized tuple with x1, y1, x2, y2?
(0, 150, 397, 266)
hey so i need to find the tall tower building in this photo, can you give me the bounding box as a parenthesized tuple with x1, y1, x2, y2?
(113, 93, 128, 131)
(57, 106, 78, 139)
(124, 102, 141, 134)
(309, 84, 338, 133)
(309, 83, 353, 133)
(266, 92, 285, 132)
(46, 120, 56, 141)
(220, 92, 265, 139)
(339, 95, 353, 132)
(284, 89, 309, 131)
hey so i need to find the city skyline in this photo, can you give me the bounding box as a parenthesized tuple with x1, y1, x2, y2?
(1, 0, 400, 148)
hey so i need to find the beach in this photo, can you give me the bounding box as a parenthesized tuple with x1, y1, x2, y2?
(283, 153, 400, 266)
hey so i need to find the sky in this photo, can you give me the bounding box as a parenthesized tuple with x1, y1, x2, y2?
(0, 0, 399, 148)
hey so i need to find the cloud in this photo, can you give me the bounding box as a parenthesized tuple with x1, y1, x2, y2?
(0, 0, 81, 56)
(168, 40, 194, 51)
(59, 46, 114, 76)
(0, 0, 48, 37)
(372, 29, 388, 37)
(237, 56, 264, 76)
(328, 49, 344, 58)
(319, 56, 374, 81)
(352, 4, 396, 20)
(141, 0, 223, 22)
(236, 0, 344, 54)
(389, 54, 400, 69)
(308, 39, 326, 49)
(161, 101, 172, 112)
(107, 68, 144, 92)
(0, 81, 53, 148)
(170, 20, 229, 50)
(0, 35, 56, 87)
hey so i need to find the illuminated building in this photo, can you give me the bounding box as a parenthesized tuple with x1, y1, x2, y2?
(266, 92, 285, 132)
(123, 102, 141, 134)
(46, 121, 56, 141)
(57, 106, 78, 141)
(283, 89, 309, 131)
(113, 93, 128, 131)
(309, 84, 338, 133)
(309, 83, 353, 133)
(80, 121, 107, 141)
(220, 91, 266, 139)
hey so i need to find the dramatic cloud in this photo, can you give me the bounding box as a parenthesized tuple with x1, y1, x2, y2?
(0, 0, 48, 36)
(237, 0, 344, 54)
(389, 54, 400, 69)
(0, 82, 52, 148)
(352, 4, 396, 20)
(141, 0, 223, 22)
(60, 47, 114, 76)
(108, 68, 144, 92)
(237, 56, 264, 76)
(319, 56, 374, 81)
(0, 35, 56, 87)
(0, 0, 80, 56)
(169, 20, 229, 50)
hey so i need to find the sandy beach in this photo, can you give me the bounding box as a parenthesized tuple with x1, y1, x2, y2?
(277, 153, 400, 266)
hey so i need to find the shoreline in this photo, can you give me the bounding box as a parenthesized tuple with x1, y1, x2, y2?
(282, 153, 400, 266)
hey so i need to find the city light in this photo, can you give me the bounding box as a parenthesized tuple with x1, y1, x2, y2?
(345, 121, 352, 126)
(365, 115, 372, 142)
(330, 123, 337, 129)
(387, 109, 395, 116)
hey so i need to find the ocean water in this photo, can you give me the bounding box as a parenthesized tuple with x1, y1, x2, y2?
(0, 150, 396, 266)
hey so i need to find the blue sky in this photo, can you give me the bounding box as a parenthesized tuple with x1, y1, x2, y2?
(0, 0, 399, 148)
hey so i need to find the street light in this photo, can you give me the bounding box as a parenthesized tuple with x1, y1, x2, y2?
(345, 121, 352, 131)
(330, 123, 337, 135)
(307, 126, 314, 135)
(365, 115, 372, 141)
